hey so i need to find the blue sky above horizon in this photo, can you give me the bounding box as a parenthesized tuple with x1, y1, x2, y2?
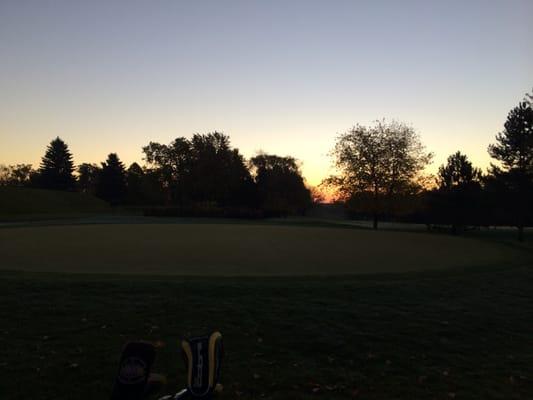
(1, 0, 532, 185)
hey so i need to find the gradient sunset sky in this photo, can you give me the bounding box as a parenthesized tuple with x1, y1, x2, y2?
(1, 0, 532, 186)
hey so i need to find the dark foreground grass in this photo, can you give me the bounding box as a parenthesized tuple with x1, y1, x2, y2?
(0, 266, 532, 400)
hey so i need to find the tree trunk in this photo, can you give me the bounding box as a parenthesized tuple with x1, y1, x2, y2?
(518, 225, 524, 242)
(373, 184, 379, 230)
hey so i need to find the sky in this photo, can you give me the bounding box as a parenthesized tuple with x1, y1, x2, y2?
(1, 0, 532, 186)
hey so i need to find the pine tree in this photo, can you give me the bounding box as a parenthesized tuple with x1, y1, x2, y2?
(488, 90, 533, 240)
(437, 151, 482, 190)
(432, 152, 483, 234)
(38, 137, 76, 190)
(489, 98, 533, 174)
(97, 153, 126, 205)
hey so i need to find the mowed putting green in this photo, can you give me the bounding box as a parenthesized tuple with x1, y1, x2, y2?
(0, 223, 522, 275)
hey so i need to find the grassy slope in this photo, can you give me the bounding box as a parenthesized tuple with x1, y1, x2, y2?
(0, 266, 532, 400)
(1, 223, 529, 275)
(0, 187, 109, 220)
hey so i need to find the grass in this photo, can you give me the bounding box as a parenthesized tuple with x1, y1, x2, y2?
(0, 266, 532, 399)
(0, 187, 110, 220)
(0, 221, 531, 399)
(1, 223, 529, 275)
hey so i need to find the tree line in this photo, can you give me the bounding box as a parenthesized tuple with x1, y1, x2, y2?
(0, 132, 311, 217)
(1, 88, 531, 238)
(325, 89, 533, 240)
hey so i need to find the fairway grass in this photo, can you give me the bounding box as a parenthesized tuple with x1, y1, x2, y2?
(0, 223, 527, 275)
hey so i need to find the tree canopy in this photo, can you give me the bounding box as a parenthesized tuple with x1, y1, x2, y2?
(326, 120, 432, 228)
(0, 164, 34, 187)
(250, 153, 311, 215)
(143, 132, 256, 207)
(77, 163, 100, 194)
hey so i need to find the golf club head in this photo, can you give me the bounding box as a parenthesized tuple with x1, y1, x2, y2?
(110, 341, 156, 400)
(181, 331, 223, 399)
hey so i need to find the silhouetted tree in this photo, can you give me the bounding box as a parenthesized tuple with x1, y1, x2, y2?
(125, 162, 152, 205)
(326, 120, 432, 229)
(77, 163, 100, 194)
(143, 138, 192, 205)
(189, 132, 255, 207)
(141, 168, 168, 205)
(37, 137, 76, 190)
(487, 90, 533, 240)
(0, 165, 7, 185)
(250, 153, 311, 216)
(437, 151, 482, 190)
(0, 164, 35, 186)
(97, 153, 127, 205)
(430, 152, 483, 233)
(143, 133, 255, 208)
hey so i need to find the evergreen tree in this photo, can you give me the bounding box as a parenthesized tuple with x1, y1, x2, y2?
(97, 153, 126, 205)
(488, 96, 533, 174)
(37, 137, 76, 190)
(488, 90, 533, 240)
(437, 151, 482, 190)
(430, 152, 483, 233)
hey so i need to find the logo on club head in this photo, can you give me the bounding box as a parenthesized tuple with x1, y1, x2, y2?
(194, 342, 203, 388)
(118, 356, 147, 384)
